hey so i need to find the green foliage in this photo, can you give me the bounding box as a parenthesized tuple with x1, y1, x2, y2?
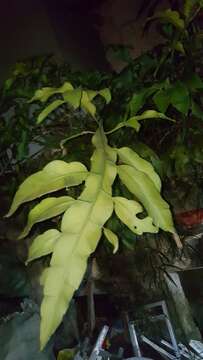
(19, 197, 75, 239)
(117, 165, 174, 233)
(6, 82, 178, 348)
(27, 229, 61, 264)
(30, 82, 111, 121)
(3, 0, 203, 351)
(6, 160, 87, 217)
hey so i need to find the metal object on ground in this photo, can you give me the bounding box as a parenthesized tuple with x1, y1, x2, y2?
(178, 342, 203, 359)
(189, 340, 203, 357)
(89, 325, 109, 360)
(142, 301, 181, 360)
(128, 322, 142, 357)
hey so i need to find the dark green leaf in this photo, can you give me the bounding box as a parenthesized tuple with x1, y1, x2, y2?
(192, 100, 203, 120)
(130, 85, 160, 115)
(185, 73, 203, 91)
(169, 81, 190, 114)
(153, 90, 170, 113)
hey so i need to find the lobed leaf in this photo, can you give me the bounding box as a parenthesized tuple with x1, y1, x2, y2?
(6, 161, 88, 217)
(39, 127, 117, 349)
(114, 197, 158, 235)
(118, 165, 175, 233)
(117, 147, 161, 191)
(19, 196, 75, 239)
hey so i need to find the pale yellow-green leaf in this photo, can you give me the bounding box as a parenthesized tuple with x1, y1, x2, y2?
(103, 227, 119, 253)
(27, 229, 61, 264)
(98, 88, 111, 104)
(62, 87, 111, 116)
(19, 196, 75, 239)
(86, 88, 111, 104)
(40, 127, 117, 349)
(118, 147, 161, 191)
(106, 110, 175, 135)
(81, 91, 96, 117)
(129, 110, 175, 122)
(6, 161, 87, 217)
(114, 196, 158, 235)
(62, 88, 82, 109)
(29, 82, 73, 103)
(40, 268, 49, 286)
(37, 99, 65, 124)
(125, 117, 141, 131)
(118, 165, 175, 233)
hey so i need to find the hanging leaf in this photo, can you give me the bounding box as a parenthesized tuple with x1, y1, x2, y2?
(114, 197, 158, 235)
(27, 229, 61, 264)
(103, 227, 119, 253)
(37, 100, 65, 124)
(127, 110, 174, 125)
(81, 91, 96, 117)
(39, 127, 117, 349)
(6, 161, 88, 217)
(106, 110, 174, 135)
(118, 165, 175, 233)
(117, 147, 161, 191)
(19, 196, 75, 239)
